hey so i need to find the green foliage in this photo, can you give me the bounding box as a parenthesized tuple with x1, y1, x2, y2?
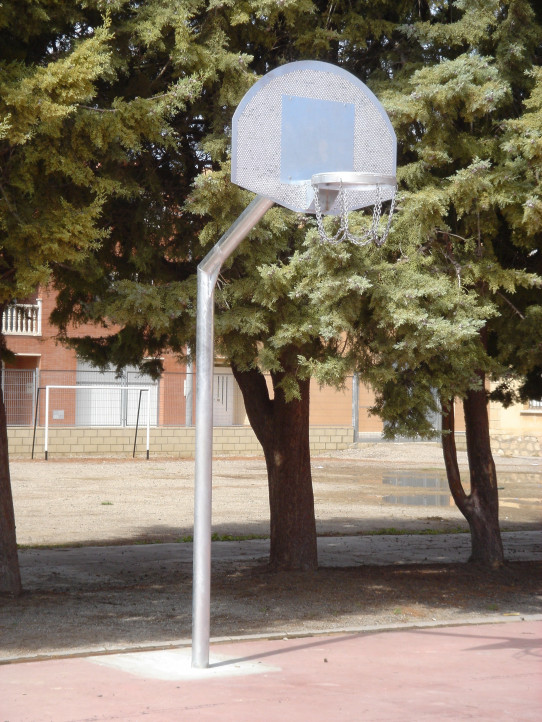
(370, 0, 542, 426)
(0, 5, 113, 307)
(12, 0, 539, 423)
(38, 0, 260, 374)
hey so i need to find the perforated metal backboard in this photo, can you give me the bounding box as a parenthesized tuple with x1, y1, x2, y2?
(231, 60, 396, 215)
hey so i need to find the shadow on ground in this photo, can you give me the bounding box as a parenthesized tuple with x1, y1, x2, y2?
(16, 515, 542, 550)
(2, 558, 541, 661)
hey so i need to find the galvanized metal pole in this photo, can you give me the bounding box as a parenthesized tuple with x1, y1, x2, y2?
(192, 195, 274, 669)
(352, 373, 359, 443)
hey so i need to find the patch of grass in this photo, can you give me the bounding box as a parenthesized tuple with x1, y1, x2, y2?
(18, 527, 472, 551)
(17, 542, 86, 550)
(318, 527, 468, 537)
(100, 501, 113, 506)
(365, 527, 467, 536)
(177, 533, 269, 543)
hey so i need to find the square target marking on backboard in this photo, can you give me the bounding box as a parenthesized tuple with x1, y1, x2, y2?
(280, 96, 355, 184)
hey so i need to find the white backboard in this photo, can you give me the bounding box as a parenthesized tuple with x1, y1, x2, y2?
(231, 60, 396, 215)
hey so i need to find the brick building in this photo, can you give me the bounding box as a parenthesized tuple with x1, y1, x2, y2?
(2, 286, 540, 458)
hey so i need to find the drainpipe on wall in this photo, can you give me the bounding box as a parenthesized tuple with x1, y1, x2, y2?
(352, 373, 359, 443)
(36, 299, 42, 336)
(185, 349, 193, 427)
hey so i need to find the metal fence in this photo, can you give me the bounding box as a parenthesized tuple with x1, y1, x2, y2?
(2, 368, 445, 437)
(1, 369, 39, 426)
(2, 368, 452, 436)
(1, 368, 254, 428)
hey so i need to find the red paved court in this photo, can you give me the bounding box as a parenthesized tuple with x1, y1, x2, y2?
(2, 619, 541, 721)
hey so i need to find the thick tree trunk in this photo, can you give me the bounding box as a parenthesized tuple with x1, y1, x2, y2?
(0, 345, 23, 595)
(462, 379, 504, 566)
(441, 385, 504, 569)
(232, 366, 318, 570)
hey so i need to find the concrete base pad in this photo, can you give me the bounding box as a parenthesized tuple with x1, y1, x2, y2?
(88, 647, 279, 680)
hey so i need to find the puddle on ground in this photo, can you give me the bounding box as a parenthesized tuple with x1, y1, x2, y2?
(311, 462, 541, 527)
(380, 470, 541, 511)
(382, 472, 454, 507)
(382, 472, 454, 506)
(382, 472, 449, 490)
(383, 493, 454, 507)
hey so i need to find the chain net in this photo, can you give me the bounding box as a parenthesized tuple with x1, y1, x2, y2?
(312, 182, 396, 247)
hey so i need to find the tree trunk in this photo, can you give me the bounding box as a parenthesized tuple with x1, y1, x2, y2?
(441, 385, 504, 569)
(232, 365, 318, 570)
(463, 378, 504, 566)
(0, 332, 23, 595)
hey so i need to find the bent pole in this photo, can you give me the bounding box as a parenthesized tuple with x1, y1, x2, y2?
(192, 194, 274, 669)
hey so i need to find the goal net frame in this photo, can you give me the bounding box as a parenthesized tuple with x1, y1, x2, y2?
(32, 385, 152, 460)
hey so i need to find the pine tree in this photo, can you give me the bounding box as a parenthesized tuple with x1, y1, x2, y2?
(51, 0, 423, 571)
(169, 0, 493, 570)
(0, 0, 117, 594)
(49, 1, 541, 572)
(364, 0, 542, 566)
(0, 0, 250, 592)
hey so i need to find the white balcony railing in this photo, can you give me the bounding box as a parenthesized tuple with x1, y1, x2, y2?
(2, 300, 42, 336)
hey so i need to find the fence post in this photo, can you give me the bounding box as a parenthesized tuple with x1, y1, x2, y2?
(31, 387, 41, 460)
(133, 390, 143, 458)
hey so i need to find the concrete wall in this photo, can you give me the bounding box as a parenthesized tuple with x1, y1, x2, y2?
(9, 425, 540, 459)
(491, 399, 542, 437)
(454, 431, 541, 457)
(7, 425, 355, 460)
(490, 433, 541, 457)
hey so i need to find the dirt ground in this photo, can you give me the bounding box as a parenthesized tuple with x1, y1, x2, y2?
(2, 443, 541, 661)
(9, 442, 541, 546)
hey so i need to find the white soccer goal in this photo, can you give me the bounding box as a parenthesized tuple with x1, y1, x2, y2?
(35, 385, 151, 460)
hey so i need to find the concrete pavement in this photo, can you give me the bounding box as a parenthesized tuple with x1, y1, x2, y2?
(3, 532, 541, 720)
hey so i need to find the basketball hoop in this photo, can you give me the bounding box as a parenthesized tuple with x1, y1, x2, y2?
(194, 60, 398, 670)
(311, 172, 397, 247)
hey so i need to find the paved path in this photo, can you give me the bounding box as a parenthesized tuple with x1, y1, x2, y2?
(18, 530, 542, 590)
(4, 532, 541, 720)
(2, 619, 541, 721)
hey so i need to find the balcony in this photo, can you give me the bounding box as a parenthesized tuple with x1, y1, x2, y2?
(2, 300, 42, 336)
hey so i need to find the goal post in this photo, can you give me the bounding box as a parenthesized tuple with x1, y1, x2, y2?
(37, 385, 151, 460)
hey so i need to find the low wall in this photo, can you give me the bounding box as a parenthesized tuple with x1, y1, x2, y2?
(10, 426, 538, 459)
(7, 425, 355, 460)
(490, 433, 541, 458)
(454, 432, 541, 457)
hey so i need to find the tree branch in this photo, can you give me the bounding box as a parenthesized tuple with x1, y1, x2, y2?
(77, 92, 171, 114)
(496, 291, 525, 320)
(231, 364, 273, 448)
(440, 397, 469, 512)
(435, 229, 471, 243)
(0, 182, 22, 222)
(151, 58, 172, 88)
